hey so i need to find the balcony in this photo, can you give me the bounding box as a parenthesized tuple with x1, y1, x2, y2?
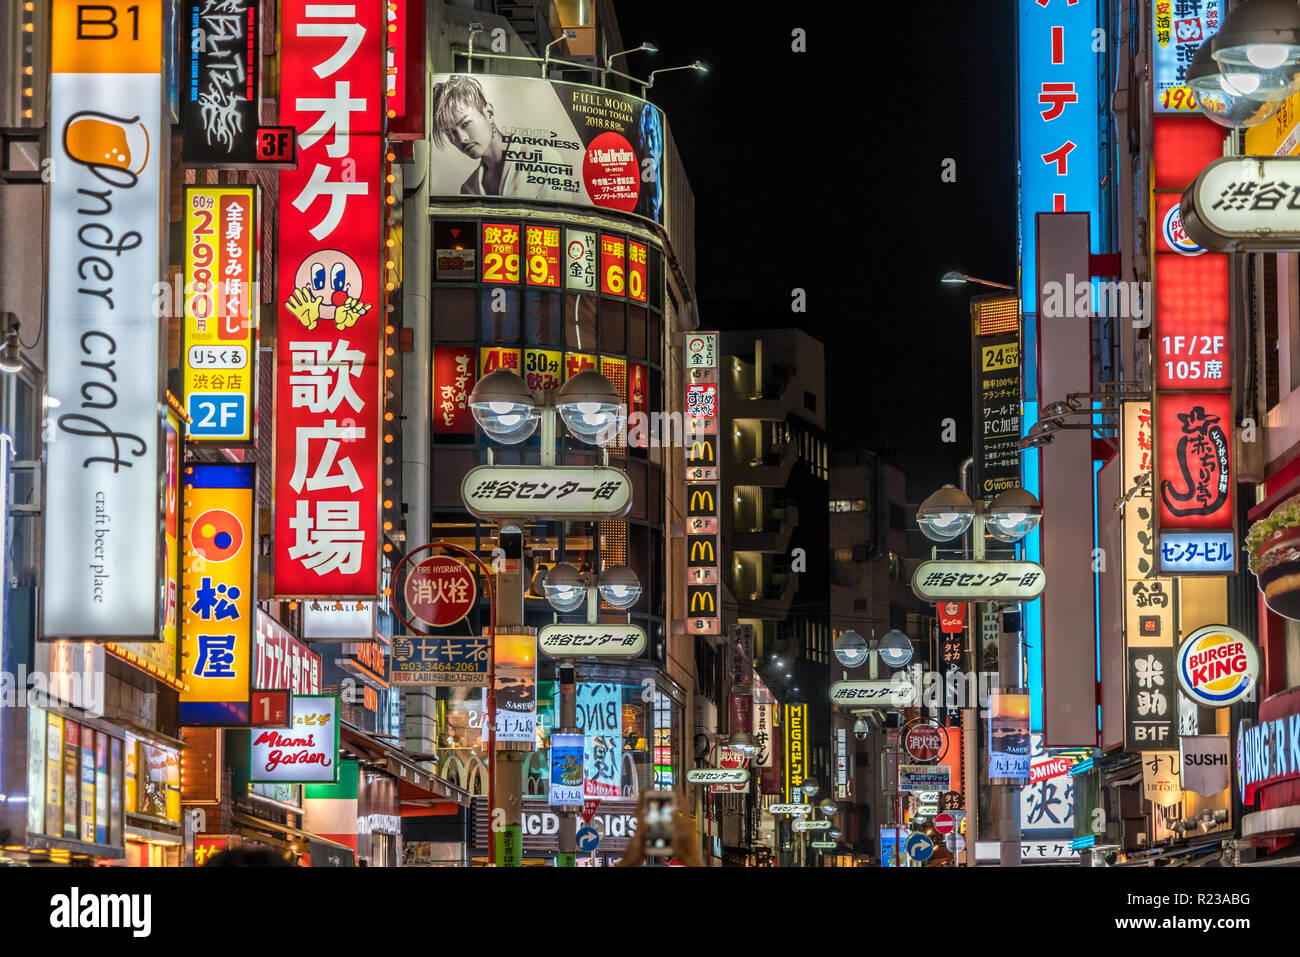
(732, 503, 798, 554)
(729, 375, 796, 422)
(736, 439, 798, 488)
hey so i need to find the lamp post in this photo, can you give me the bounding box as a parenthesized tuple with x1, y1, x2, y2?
(940, 271, 1014, 291)
(468, 366, 626, 866)
(1206, 0, 1300, 103)
(915, 483, 1042, 867)
(646, 61, 708, 91)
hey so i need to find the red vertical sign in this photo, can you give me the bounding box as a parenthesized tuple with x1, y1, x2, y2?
(433, 347, 476, 434)
(600, 234, 626, 296)
(274, 1, 384, 597)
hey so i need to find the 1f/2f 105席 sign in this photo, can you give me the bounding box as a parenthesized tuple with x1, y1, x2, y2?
(461, 465, 632, 520)
(537, 623, 646, 658)
(911, 560, 1046, 601)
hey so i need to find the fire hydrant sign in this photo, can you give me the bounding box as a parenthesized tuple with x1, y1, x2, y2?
(250, 694, 340, 783)
(404, 556, 476, 628)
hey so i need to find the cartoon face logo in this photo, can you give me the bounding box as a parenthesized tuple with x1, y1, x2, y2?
(295, 250, 362, 321)
(285, 249, 372, 330)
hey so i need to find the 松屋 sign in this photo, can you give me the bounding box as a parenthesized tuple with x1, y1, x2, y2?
(274, 0, 384, 599)
(911, 561, 1046, 602)
(537, 624, 646, 658)
(44, 0, 164, 640)
(250, 694, 339, 783)
(180, 464, 254, 725)
(460, 466, 632, 520)
(1181, 156, 1300, 251)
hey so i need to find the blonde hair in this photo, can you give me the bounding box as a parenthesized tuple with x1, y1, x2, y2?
(431, 75, 491, 150)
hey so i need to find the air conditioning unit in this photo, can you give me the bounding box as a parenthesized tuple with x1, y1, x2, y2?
(694, 695, 718, 736)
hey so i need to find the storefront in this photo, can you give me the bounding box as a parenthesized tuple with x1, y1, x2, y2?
(468, 797, 640, 865)
(1237, 686, 1300, 862)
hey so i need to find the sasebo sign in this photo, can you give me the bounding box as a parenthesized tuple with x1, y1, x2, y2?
(911, 560, 1046, 602)
(766, 804, 811, 815)
(685, 768, 749, 785)
(1182, 156, 1300, 251)
(537, 623, 646, 658)
(792, 819, 832, 832)
(829, 681, 917, 707)
(460, 465, 632, 520)
(1176, 625, 1259, 708)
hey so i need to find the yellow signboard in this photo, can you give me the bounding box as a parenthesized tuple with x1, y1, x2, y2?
(180, 464, 254, 724)
(183, 186, 257, 442)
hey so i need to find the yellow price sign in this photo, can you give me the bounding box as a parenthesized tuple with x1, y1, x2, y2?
(981, 342, 1019, 372)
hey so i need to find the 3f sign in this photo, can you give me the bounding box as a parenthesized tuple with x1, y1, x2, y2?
(77, 3, 142, 40)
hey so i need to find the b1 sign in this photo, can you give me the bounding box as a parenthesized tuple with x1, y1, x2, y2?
(44, 0, 164, 640)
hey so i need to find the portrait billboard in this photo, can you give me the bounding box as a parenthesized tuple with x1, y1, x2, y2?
(429, 74, 666, 225)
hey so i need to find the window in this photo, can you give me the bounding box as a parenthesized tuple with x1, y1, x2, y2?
(833, 548, 853, 562)
(804, 390, 817, 411)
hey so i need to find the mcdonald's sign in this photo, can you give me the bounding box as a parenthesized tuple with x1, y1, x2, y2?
(688, 586, 717, 615)
(688, 536, 716, 566)
(687, 485, 717, 516)
(683, 331, 721, 635)
(688, 438, 715, 463)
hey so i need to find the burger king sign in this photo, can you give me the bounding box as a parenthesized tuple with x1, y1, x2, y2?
(1176, 625, 1259, 708)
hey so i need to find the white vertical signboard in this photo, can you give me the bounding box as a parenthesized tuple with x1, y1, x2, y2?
(43, 1, 164, 638)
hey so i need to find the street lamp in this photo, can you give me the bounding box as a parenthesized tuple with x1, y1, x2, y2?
(1188, 38, 1281, 127)
(877, 629, 914, 669)
(542, 563, 643, 619)
(468, 369, 539, 444)
(646, 61, 707, 90)
(916, 485, 975, 542)
(607, 41, 657, 68)
(800, 777, 820, 800)
(542, 28, 579, 77)
(940, 271, 1014, 291)
(0, 315, 22, 374)
(832, 629, 869, 668)
(556, 368, 623, 444)
(1209, 0, 1300, 102)
(985, 487, 1044, 543)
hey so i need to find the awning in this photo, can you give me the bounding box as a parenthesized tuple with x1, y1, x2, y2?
(340, 722, 471, 807)
(230, 810, 356, 853)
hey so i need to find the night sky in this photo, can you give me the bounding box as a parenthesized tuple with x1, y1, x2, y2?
(618, 0, 1017, 499)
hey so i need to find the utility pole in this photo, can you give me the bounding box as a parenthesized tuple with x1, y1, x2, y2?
(556, 659, 577, 866)
(494, 525, 527, 866)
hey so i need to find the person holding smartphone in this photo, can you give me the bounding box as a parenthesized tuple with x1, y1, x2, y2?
(617, 790, 704, 866)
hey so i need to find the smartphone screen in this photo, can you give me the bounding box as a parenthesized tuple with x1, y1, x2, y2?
(643, 793, 675, 857)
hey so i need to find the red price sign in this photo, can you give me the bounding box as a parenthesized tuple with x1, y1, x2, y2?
(482, 223, 520, 283)
(525, 225, 560, 287)
(600, 234, 625, 296)
(628, 241, 647, 302)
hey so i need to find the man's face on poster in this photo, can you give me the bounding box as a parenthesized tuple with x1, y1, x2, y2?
(450, 104, 494, 158)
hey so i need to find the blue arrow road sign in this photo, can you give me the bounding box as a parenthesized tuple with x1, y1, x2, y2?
(576, 826, 600, 852)
(905, 831, 934, 862)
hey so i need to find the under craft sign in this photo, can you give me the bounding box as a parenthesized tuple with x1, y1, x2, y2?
(911, 560, 1045, 601)
(1182, 156, 1300, 251)
(460, 466, 631, 520)
(537, 623, 646, 658)
(44, 0, 164, 639)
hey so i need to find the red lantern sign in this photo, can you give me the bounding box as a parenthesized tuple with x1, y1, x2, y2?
(404, 556, 477, 628)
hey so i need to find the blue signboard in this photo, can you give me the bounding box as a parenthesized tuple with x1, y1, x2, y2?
(576, 826, 600, 852)
(1152, 1, 1223, 114)
(1158, 531, 1234, 574)
(879, 827, 904, 868)
(576, 683, 622, 797)
(549, 732, 584, 807)
(390, 635, 489, 685)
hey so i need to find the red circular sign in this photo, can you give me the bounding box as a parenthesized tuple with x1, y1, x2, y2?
(933, 812, 956, 835)
(582, 131, 640, 212)
(902, 721, 947, 763)
(404, 556, 476, 628)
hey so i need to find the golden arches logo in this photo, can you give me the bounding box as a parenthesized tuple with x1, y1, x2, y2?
(690, 589, 715, 613)
(689, 489, 715, 513)
(690, 539, 715, 562)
